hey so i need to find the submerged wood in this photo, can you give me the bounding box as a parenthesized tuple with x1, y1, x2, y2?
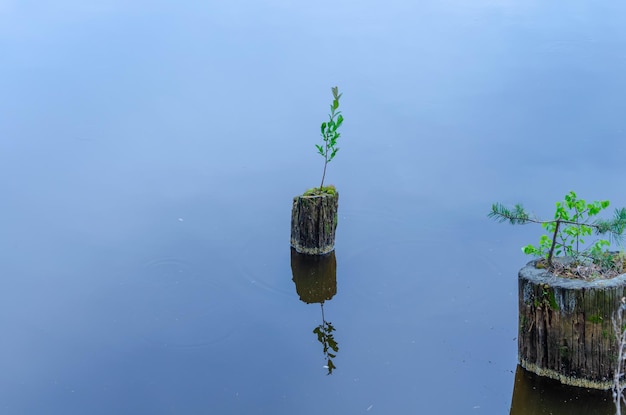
(290, 191, 339, 255)
(518, 259, 626, 389)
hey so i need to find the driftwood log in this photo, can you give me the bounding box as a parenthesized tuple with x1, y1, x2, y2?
(518, 259, 626, 389)
(290, 192, 338, 255)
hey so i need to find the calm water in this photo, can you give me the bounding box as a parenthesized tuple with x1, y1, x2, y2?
(3, 1, 626, 414)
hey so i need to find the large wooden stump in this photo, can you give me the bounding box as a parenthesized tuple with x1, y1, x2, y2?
(518, 259, 626, 389)
(290, 191, 339, 255)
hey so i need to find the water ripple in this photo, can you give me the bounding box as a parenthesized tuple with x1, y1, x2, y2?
(234, 239, 293, 299)
(122, 256, 239, 349)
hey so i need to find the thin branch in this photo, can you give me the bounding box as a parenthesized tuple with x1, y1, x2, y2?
(547, 220, 560, 268)
(490, 204, 626, 237)
(613, 298, 626, 415)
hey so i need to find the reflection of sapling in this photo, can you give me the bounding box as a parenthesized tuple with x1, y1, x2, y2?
(316, 86, 344, 191)
(313, 303, 339, 375)
(313, 319, 338, 375)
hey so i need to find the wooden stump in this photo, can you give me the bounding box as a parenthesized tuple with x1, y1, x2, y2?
(290, 248, 337, 304)
(290, 191, 339, 255)
(518, 259, 626, 389)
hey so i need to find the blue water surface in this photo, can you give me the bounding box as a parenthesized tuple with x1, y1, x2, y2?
(3, 1, 626, 414)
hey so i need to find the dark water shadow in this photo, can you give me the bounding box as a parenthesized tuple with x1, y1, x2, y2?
(291, 248, 337, 304)
(291, 248, 339, 374)
(510, 365, 616, 415)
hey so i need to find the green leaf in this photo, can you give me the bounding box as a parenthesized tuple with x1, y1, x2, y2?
(336, 114, 344, 128)
(523, 245, 536, 255)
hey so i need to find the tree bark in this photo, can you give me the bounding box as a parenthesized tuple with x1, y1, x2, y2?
(518, 259, 626, 389)
(290, 192, 339, 255)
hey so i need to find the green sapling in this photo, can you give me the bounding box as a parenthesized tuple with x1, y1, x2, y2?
(316, 86, 344, 191)
(489, 191, 626, 276)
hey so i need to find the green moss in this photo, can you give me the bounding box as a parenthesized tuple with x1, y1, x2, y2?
(533, 285, 559, 311)
(303, 185, 337, 196)
(548, 290, 559, 311)
(587, 314, 604, 324)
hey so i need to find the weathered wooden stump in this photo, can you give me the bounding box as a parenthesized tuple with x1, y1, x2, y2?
(518, 259, 626, 389)
(290, 248, 337, 304)
(290, 191, 339, 255)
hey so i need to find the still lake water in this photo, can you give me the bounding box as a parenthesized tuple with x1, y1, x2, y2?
(3, 1, 626, 414)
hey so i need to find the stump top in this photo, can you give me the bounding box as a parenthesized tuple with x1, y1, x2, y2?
(519, 259, 626, 289)
(294, 192, 339, 201)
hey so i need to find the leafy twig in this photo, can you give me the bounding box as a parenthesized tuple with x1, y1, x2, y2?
(489, 191, 626, 271)
(316, 86, 344, 191)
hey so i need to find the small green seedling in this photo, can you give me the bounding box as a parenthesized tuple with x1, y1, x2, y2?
(489, 191, 626, 275)
(316, 86, 344, 191)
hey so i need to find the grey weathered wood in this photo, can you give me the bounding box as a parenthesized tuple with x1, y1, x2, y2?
(518, 259, 626, 389)
(290, 192, 339, 255)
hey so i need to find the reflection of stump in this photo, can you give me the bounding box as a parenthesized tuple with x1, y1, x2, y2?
(509, 365, 611, 414)
(290, 248, 337, 304)
(290, 192, 339, 255)
(518, 260, 626, 389)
